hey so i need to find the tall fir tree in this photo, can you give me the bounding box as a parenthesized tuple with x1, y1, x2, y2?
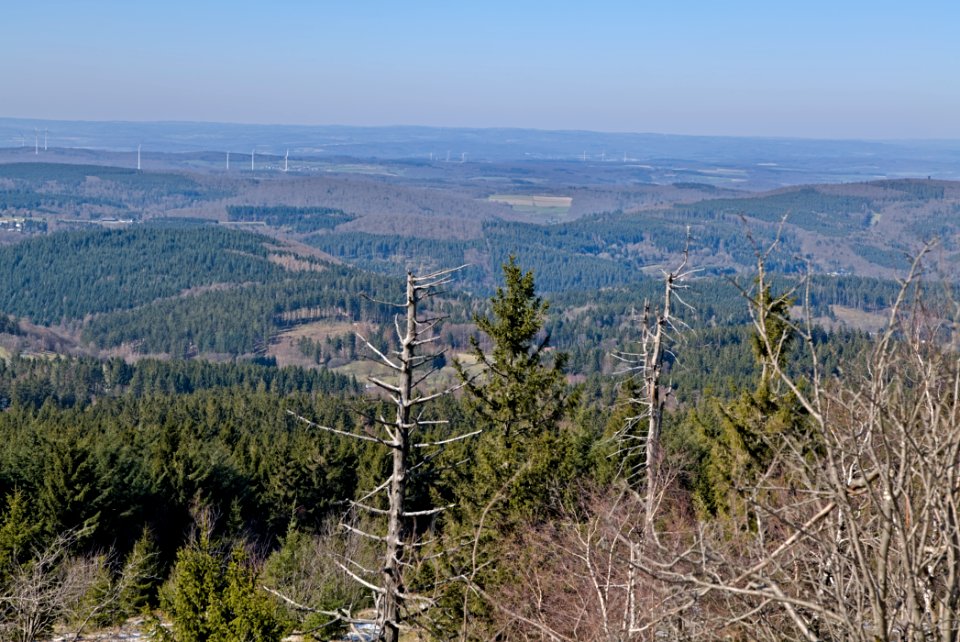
(456, 256, 574, 448)
(439, 258, 585, 639)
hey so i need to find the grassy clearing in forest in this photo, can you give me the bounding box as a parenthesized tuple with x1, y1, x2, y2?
(268, 319, 369, 367)
(829, 304, 890, 333)
(488, 194, 573, 220)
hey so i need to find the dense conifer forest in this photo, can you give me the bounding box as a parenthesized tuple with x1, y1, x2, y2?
(2, 161, 960, 640)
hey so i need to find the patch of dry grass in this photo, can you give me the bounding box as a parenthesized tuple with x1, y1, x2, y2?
(489, 194, 573, 208)
(829, 304, 890, 333)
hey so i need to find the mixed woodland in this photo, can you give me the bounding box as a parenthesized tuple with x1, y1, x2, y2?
(0, 160, 959, 640)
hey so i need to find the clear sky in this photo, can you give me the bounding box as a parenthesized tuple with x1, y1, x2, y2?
(2, 1, 958, 139)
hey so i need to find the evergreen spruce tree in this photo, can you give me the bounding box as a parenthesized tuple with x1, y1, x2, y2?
(0, 490, 41, 585)
(697, 285, 808, 521)
(159, 526, 220, 642)
(159, 516, 283, 642)
(441, 258, 584, 639)
(117, 528, 161, 618)
(457, 256, 572, 448)
(38, 432, 102, 539)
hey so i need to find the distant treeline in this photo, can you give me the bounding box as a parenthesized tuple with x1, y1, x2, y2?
(81, 269, 404, 356)
(0, 163, 221, 215)
(0, 227, 285, 324)
(0, 354, 359, 410)
(675, 188, 874, 237)
(227, 205, 356, 233)
(307, 209, 806, 293)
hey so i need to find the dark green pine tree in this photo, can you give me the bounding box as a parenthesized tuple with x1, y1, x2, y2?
(439, 258, 586, 640)
(456, 256, 573, 449)
(37, 433, 103, 538)
(115, 528, 162, 619)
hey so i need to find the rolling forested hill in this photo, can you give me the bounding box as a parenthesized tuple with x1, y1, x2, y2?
(306, 178, 960, 289)
(0, 220, 919, 386)
(3, 154, 960, 641)
(0, 225, 408, 358)
(1, 159, 955, 369)
(3, 158, 959, 287)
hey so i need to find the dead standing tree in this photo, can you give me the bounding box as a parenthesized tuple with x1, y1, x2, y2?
(611, 241, 697, 540)
(288, 267, 473, 642)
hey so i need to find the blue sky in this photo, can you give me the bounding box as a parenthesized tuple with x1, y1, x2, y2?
(2, 1, 958, 138)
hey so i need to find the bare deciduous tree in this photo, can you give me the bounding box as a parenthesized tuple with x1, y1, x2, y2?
(482, 481, 703, 642)
(0, 526, 156, 642)
(480, 239, 960, 641)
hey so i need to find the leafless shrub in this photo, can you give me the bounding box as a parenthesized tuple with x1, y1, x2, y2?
(481, 243, 960, 641)
(0, 527, 155, 642)
(633, 249, 960, 640)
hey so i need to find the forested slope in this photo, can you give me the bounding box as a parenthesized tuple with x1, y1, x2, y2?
(0, 226, 407, 356)
(0, 253, 950, 641)
(4, 161, 960, 639)
(308, 179, 960, 289)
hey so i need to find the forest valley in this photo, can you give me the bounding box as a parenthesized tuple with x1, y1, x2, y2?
(0, 246, 957, 642)
(1, 160, 960, 640)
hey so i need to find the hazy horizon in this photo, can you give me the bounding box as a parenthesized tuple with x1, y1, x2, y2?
(2, 2, 959, 140)
(3, 116, 960, 146)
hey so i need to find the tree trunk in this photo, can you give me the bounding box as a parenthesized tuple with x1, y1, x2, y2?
(381, 272, 417, 642)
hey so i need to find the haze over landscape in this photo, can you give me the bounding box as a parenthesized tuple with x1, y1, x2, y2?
(3, 1, 960, 138)
(4, 3, 960, 642)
